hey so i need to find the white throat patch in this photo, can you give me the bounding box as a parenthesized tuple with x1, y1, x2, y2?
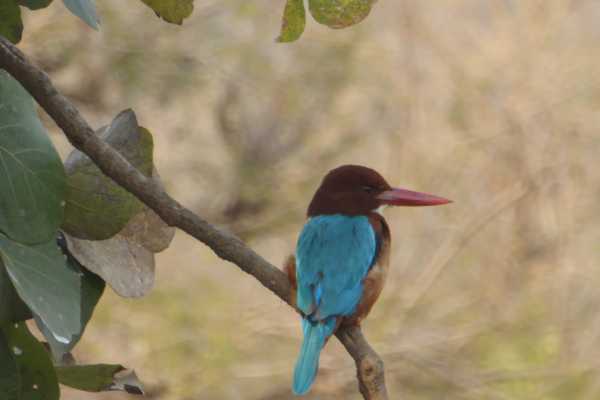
(374, 205, 387, 216)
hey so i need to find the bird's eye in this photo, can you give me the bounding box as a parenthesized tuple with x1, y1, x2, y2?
(361, 185, 375, 193)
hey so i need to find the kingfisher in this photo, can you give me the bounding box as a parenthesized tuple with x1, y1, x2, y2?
(285, 165, 451, 395)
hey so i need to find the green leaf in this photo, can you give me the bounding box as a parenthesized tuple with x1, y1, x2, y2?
(56, 364, 143, 394)
(35, 234, 104, 359)
(0, 1, 22, 44)
(0, 330, 20, 400)
(0, 233, 82, 345)
(2, 322, 60, 400)
(62, 0, 99, 30)
(55, 364, 122, 391)
(0, 260, 31, 324)
(277, 0, 306, 43)
(62, 110, 154, 240)
(139, 0, 193, 25)
(18, 0, 53, 10)
(0, 70, 67, 245)
(308, 0, 375, 29)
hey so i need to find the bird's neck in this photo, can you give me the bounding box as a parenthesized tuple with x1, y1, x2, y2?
(366, 212, 391, 244)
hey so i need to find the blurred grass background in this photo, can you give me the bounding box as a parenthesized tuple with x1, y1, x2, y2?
(18, 0, 600, 398)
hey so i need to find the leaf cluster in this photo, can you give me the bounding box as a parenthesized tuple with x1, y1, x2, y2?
(0, 0, 194, 43)
(0, 71, 173, 398)
(278, 0, 378, 42)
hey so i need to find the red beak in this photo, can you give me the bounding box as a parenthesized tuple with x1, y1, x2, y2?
(377, 188, 452, 206)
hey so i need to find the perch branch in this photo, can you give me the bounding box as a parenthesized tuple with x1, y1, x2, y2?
(0, 36, 388, 400)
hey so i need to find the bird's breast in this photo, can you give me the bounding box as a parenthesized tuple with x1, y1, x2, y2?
(343, 213, 391, 325)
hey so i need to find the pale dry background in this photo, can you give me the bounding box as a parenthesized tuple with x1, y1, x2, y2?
(18, 0, 600, 399)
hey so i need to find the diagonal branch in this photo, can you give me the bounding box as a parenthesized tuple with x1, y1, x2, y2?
(0, 36, 388, 399)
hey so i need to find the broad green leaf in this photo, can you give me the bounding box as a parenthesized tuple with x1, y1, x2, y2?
(0, 330, 19, 400)
(65, 231, 155, 298)
(0, 71, 67, 245)
(55, 364, 122, 391)
(56, 364, 143, 394)
(62, 110, 153, 240)
(0, 260, 31, 324)
(277, 0, 306, 43)
(62, 0, 99, 30)
(139, 0, 193, 25)
(2, 322, 60, 400)
(308, 0, 375, 29)
(0, 233, 82, 345)
(0, 1, 22, 44)
(35, 233, 104, 359)
(18, 0, 53, 10)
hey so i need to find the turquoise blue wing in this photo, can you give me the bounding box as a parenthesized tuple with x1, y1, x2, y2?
(295, 215, 377, 321)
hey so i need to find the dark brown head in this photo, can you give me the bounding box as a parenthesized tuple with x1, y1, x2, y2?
(307, 165, 451, 217)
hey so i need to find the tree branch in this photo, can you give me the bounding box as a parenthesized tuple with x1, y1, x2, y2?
(0, 36, 388, 400)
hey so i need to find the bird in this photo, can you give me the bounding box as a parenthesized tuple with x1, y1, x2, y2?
(285, 164, 451, 395)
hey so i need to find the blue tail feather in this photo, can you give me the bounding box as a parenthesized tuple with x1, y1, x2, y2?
(293, 318, 336, 395)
